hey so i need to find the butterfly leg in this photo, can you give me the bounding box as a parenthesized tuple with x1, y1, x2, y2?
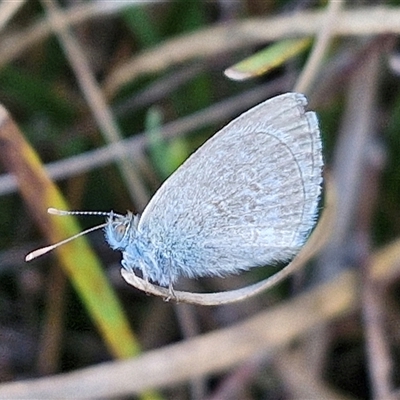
(164, 259, 177, 301)
(121, 259, 132, 271)
(164, 282, 176, 302)
(122, 253, 149, 282)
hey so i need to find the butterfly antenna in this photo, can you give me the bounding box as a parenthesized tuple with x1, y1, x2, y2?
(25, 222, 108, 261)
(48, 207, 115, 217)
(25, 207, 116, 261)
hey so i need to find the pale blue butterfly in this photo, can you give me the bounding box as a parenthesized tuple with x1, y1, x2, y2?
(27, 93, 323, 293)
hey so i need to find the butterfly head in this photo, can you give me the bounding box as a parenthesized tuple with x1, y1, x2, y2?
(104, 211, 140, 250)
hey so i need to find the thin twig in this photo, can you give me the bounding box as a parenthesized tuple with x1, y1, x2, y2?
(206, 354, 265, 400)
(354, 52, 394, 399)
(0, 1, 140, 70)
(274, 347, 353, 400)
(0, 268, 361, 399)
(1, 5, 399, 95)
(104, 6, 400, 95)
(41, 0, 149, 211)
(295, 0, 343, 94)
(1, 232, 400, 397)
(35, 266, 66, 375)
(174, 304, 206, 399)
(0, 77, 291, 197)
(0, 0, 26, 32)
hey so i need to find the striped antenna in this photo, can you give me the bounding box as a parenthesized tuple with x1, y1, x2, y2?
(25, 208, 116, 262)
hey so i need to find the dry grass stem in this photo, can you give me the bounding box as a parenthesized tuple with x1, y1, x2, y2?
(294, 0, 343, 94)
(41, 0, 149, 210)
(105, 6, 400, 95)
(0, 268, 360, 399)
(274, 348, 354, 400)
(2, 224, 398, 399)
(0, 2, 137, 70)
(0, 78, 290, 197)
(4, 226, 400, 400)
(0, 0, 26, 32)
(0, 3, 398, 398)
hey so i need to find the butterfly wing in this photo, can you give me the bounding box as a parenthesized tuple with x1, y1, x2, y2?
(137, 93, 323, 284)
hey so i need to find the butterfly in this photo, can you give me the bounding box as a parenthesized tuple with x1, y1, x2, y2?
(27, 93, 323, 294)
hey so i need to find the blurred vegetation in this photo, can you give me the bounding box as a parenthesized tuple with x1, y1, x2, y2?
(0, 1, 400, 399)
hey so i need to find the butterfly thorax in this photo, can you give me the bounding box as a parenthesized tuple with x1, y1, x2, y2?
(122, 230, 175, 286)
(104, 211, 174, 286)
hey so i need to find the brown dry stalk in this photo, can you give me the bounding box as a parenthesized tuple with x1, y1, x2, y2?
(0, 234, 399, 398)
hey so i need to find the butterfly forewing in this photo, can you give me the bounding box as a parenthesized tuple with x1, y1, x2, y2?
(137, 93, 323, 280)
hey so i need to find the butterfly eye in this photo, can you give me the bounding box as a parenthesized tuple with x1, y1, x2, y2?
(103, 214, 133, 250)
(113, 224, 127, 243)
